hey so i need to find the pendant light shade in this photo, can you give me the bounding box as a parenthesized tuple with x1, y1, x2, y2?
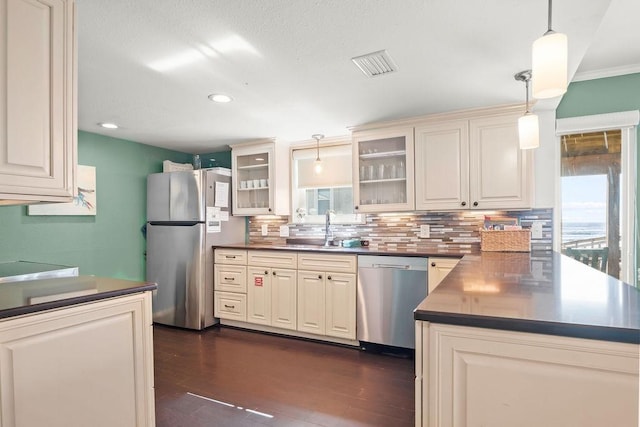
(312, 134, 324, 174)
(514, 70, 539, 150)
(531, 0, 568, 99)
(518, 113, 540, 149)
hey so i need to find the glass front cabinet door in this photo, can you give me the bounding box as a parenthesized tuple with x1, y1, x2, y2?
(232, 144, 274, 215)
(352, 127, 415, 213)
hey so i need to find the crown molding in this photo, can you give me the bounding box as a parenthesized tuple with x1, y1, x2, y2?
(572, 64, 640, 82)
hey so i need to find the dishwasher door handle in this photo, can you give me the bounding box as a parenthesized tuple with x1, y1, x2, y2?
(370, 264, 412, 269)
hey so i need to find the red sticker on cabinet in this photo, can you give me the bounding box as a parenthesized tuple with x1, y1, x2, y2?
(254, 277, 263, 287)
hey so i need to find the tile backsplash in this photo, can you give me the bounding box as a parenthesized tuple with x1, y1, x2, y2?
(248, 209, 553, 254)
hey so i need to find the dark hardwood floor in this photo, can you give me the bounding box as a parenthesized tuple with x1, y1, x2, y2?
(154, 325, 415, 427)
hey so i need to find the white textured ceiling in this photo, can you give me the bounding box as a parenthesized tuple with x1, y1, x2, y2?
(77, 0, 634, 154)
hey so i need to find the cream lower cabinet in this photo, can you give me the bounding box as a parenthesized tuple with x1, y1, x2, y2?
(0, 0, 77, 204)
(214, 249, 248, 321)
(297, 253, 357, 340)
(246, 251, 298, 330)
(427, 257, 460, 293)
(0, 292, 155, 427)
(415, 322, 639, 427)
(247, 266, 297, 330)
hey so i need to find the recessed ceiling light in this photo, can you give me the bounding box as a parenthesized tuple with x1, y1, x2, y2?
(208, 93, 233, 103)
(99, 122, 119, 129)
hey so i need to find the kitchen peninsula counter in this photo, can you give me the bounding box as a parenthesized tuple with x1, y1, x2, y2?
(414, 251, 640, 426)
(0, 275, 156, 427)
(414, 251, 640, 343)
(0, 275, 157, 320)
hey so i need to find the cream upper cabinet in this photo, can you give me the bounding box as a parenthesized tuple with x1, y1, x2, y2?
(0, 0, 77, 204)
(231, 140, 289, 216)
(469, 114, 532, 209)
(415, 111, 533, 211)
(415, 120, 469, 210)
(352, 127, 415, 213)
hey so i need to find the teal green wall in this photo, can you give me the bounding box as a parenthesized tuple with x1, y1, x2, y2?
(198, 150, 232, 168)
(556, 72, 640, 172)
(556, 72, 640, 285)
(0, 131, 191, 280)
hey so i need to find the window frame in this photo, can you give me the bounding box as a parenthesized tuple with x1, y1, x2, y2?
(289, 136, 363, 225)
(555, 111, 639, 285)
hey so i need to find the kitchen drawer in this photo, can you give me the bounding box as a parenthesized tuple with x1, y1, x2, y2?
(248, 250, 297, 269)
(214, 264, 247, 293)
(214, 249, 248, 265)
(297, 253, 357, 274)
(214, 291, 247, 321)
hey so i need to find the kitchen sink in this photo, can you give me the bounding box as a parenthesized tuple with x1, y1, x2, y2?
(283, 244, 343, 250)
(283, 238, 342, 250)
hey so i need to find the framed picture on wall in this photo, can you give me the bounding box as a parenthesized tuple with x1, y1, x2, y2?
(28, 165, 97, 216)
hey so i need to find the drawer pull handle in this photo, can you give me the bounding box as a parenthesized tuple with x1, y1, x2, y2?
(225, 255, 236, 259)
(224, 277, 234, 281)
(224, 304, 235, 309)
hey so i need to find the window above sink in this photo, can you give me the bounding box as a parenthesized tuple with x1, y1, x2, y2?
(291, 138, 363, 225)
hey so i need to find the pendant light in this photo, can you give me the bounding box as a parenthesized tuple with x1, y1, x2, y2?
(514, 70, 540, 149)
(532, 0, 568, 99)
(312, 134, 324, 174)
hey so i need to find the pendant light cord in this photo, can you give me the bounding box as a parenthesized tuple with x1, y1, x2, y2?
(546, 0, 554, 35)
(525, 77, 531, 114)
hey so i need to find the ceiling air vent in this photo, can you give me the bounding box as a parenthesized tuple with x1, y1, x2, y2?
(351, 50, 397, 77)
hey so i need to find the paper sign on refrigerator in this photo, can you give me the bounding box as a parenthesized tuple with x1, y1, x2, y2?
(206, 207, 221, 233)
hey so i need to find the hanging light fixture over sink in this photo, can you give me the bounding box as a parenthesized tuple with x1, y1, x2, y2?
(312, 134, 324, 174)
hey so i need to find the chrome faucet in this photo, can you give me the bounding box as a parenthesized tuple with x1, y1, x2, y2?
(324, 210, 335, 246)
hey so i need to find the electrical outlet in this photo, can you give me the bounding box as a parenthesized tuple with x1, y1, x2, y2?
(279, 225, 289, 237)
(531, 221, 543, 239)
(419, 224, 430, 239)
(261, 224, 268, 236)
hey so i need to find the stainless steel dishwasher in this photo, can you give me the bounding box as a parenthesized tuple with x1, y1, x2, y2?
(357, 255, 428, 350)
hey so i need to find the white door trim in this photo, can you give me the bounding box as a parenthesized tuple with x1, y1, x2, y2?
(555, 110, 639, 285)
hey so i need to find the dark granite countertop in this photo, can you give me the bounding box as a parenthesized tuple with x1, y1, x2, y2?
(0, 275, 157, 320)
(213, 242, 467, 258)
(414, 251, 640, 344)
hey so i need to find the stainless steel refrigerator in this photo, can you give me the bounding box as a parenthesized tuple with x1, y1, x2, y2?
(146, 168, 245, 330)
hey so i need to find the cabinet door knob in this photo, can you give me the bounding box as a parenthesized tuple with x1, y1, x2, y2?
(431, 262, 436, 267)
(473, 201, 478, 207)
(264, 270, 268, 275)
(268, 208, 272, 212)
(318, 274, 322, 279)
(461, 201, 466, 206)
(354, 206, 359, 210)
(327, 276, 332, 280)
(272, 271, 276, 276)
